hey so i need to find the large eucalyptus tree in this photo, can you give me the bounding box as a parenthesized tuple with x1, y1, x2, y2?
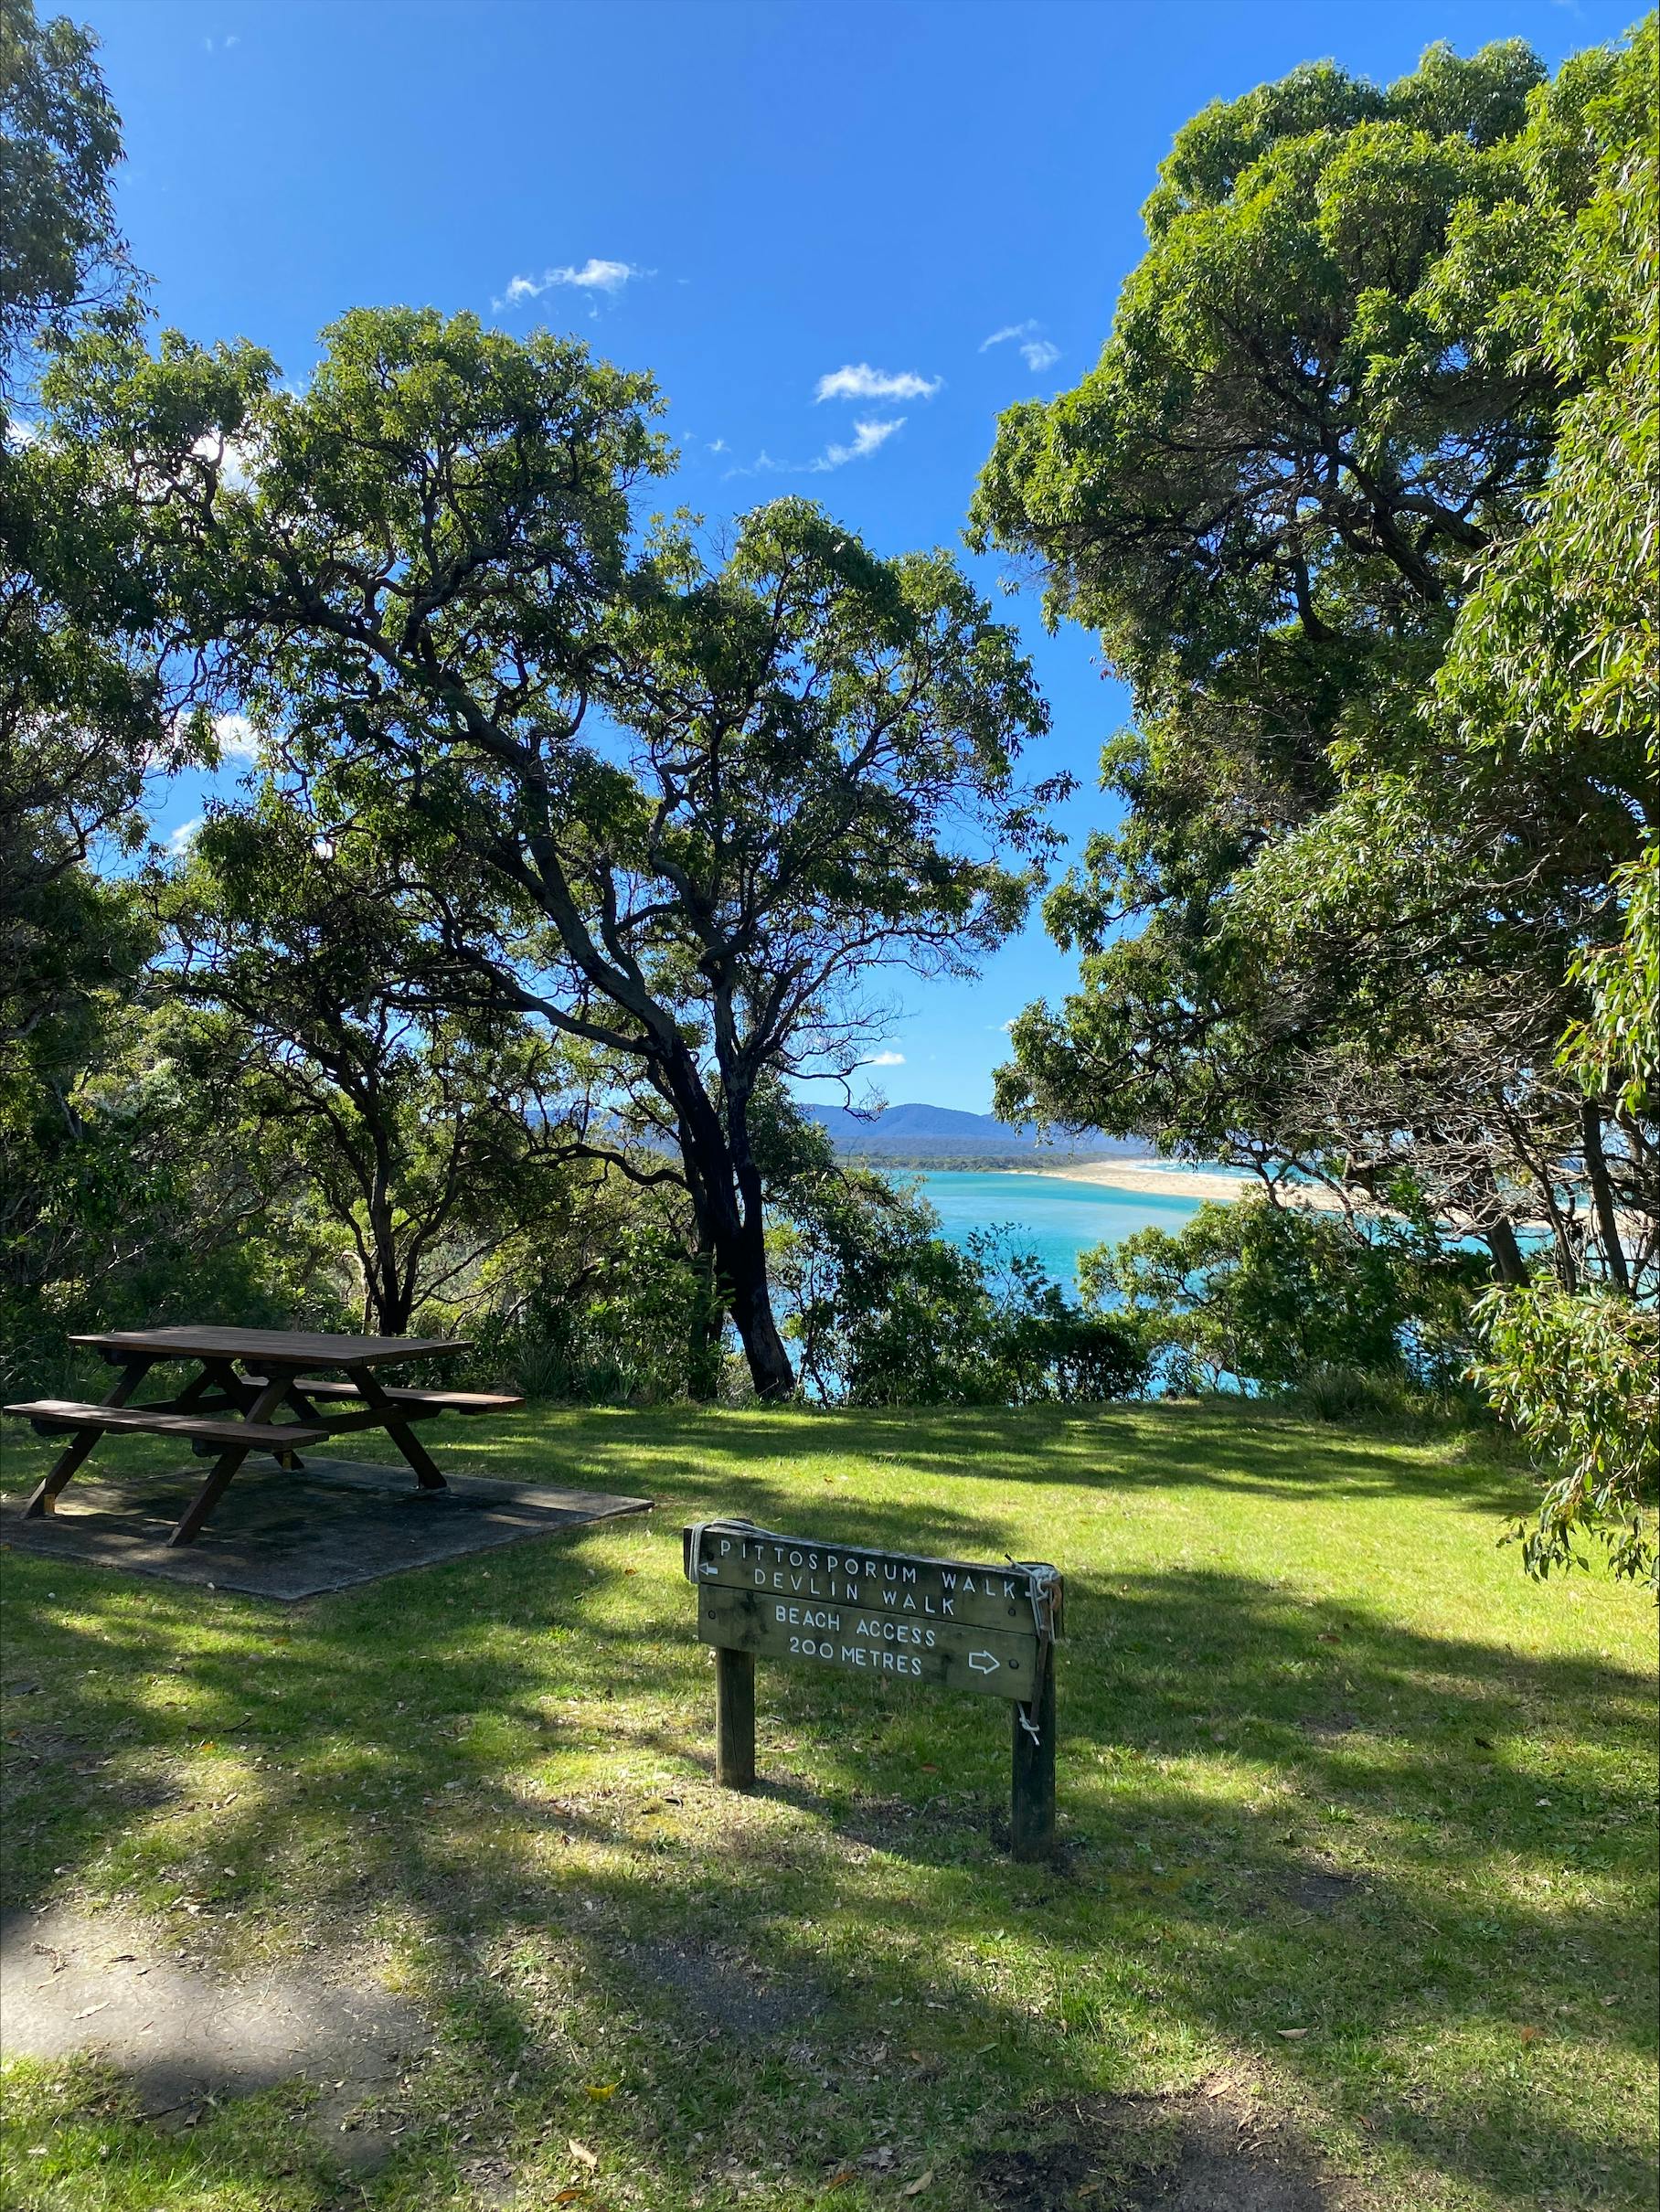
(80, 308, 1053, 1394)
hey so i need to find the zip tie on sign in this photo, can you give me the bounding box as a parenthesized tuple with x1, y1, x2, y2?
(1006, 1558, 1058, 1749)
(686, 1516, 757, 1583)
(1008, 1557, 1060, 1644)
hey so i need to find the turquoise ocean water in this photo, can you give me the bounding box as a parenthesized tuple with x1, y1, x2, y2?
(911, 1169, 1208, 1292)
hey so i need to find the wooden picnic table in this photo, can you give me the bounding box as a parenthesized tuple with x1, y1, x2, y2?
(4, 1325, 523, 1548)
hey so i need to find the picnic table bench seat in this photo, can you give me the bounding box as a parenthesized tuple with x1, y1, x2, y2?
(4, 1398, 327, 1450)
(6, 1326, 493, 1548)
(242, 1377, 524, 1415)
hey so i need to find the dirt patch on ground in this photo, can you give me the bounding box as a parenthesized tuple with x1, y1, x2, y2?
(972, 2079, 1349, 2211)
(627, 1937, 819, 2040)
(1282, 1866, 1362, 1914)
(1, 1903, 430, 2158)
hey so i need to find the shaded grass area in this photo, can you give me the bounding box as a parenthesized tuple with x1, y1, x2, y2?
(2, 1400, 1655, 2209)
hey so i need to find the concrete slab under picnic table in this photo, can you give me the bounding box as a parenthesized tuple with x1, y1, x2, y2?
(0, 1455, 651, 1600)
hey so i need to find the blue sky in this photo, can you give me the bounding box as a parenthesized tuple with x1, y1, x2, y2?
(91, 0, 1633, 1110)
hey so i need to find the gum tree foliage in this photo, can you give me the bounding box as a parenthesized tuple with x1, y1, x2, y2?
(1080, 1195, 1484, 1399)
(0, 0, 125, 385)
(65, 306, 1056, 1396)
(160, 804, 606, 1337)
(0, 0, 248, 1384)
(1471, 1282, 1658, 1585)
(972, 34, 1655, 1301)
(1442, 23, 1657, 1579)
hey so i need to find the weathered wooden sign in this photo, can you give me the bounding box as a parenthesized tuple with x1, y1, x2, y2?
(684, 1519, 1063, 1859)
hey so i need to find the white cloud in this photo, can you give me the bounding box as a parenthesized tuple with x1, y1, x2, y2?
(726, 418, 906, 480)
(811, 417, 904, 471)
(166, 817, 203, 856)
(496, 259, 649, 308)
(864, 1049, 906, 1068)
(212, 713, 261, 760)
(981, 321, 1060, 374)
(706, 437, 728, 454)
(814, 363, 941, 404)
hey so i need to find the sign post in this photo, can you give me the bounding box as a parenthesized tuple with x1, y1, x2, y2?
(684, 1518, 1062, 1860)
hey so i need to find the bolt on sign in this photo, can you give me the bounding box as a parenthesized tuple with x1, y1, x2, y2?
(684, 1519, 1063, 1859)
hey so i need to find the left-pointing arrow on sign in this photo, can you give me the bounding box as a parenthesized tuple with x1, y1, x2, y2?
(968, 1651, 999, 1675)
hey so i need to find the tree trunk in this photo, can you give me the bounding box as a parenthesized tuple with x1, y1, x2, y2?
(686, 1245, 725, 1403)
(726, 1249, 793, 1398)
(665, 1065, 794, 1400)
(1482, 1217, 1528, 1287)
(1581, 1099, 1631, 1293)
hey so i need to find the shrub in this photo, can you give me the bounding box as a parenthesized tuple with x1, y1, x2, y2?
(1472, 1282, 1659, 1583)
(1080, 1195, 1484, 1398)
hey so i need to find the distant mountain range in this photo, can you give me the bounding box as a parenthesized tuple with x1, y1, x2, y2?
(803, 1101, 1150, 1162)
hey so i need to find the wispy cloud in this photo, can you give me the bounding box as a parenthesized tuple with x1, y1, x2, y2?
(166, 817, 203, 856)
(864, 1049, 906, 1068)
(727, 417, 907, 480)
(981, 320, 1061, 374)
(815, 363, 941, 404)
(812, 417, 904, 470)
(496, 259, 649, 309)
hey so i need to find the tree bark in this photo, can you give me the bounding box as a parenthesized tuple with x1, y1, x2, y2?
(659, 1056, 795, 1400)
(1481, 1217, 1529, 1287)
(686, 1245, 725, 1403)
(1580, 1098, 1631, 1293)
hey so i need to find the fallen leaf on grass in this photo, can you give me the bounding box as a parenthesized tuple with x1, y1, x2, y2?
(584, 2082, 618, 2101)
(552, 2190, 588, 2206)
(1276, 2026, 1308, 2040)
(1518, 2026, 1541, 2045)
(901, 2173, 934, 2196)
(568, 2138, 599, 2168)
(824, 2172, 858, 2191)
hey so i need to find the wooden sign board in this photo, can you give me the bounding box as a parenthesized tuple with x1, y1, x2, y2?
(684, 1519, 1063, 1859)
(697, 1585, 1041, 1699)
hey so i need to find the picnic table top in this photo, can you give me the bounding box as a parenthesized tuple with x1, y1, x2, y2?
(68, 1325, 471, 1367)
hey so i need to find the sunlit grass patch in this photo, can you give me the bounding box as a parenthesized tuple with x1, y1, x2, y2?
(3, 1400, 1655, 2209)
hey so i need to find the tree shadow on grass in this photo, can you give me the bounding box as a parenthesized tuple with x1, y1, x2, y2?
(2, 1419, 1653, 2209)
(495, 1398, 1539, 1519)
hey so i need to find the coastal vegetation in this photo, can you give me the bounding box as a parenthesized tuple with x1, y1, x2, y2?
(3, 10, 1655, 2210)
(3, 1, 1655, 1569)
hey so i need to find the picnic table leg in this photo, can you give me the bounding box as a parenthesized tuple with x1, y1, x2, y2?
(166, 1447, 250, 1547)
(164, 1371, 303, 1547)
(269, 1376, 319, 1471)
(23, 1356, 152, 1519)
(348, 1367, 448, 1492)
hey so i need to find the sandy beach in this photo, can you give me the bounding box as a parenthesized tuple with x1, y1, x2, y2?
(1017, 1158, 1353, 1212)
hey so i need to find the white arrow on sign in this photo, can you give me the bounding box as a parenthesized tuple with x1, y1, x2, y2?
(968, 1651, 999, 1675)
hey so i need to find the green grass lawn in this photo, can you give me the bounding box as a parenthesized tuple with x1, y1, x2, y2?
(2, 1401, 1655, 2210)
